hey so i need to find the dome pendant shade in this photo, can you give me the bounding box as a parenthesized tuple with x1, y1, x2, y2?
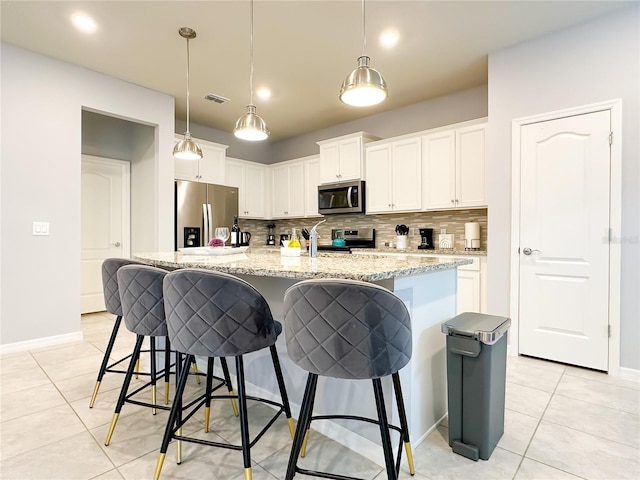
(173, 132, 203, 160)
(339, 56, 388, 107)
(234, 105, 269, 141)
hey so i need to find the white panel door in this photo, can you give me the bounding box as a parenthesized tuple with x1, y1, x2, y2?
(422, 131, 455, 209)
(519, 110, 610, 370)
(81, 156, 130, 313)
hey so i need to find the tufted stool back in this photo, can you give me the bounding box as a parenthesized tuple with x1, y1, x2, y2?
(163, 268, 280, 357)
(117, 265, 168, 337)
(284, 279, 412, 380)
(102, 258, 146, 316)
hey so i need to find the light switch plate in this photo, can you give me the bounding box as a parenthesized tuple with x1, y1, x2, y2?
(33, 221, 50, 236)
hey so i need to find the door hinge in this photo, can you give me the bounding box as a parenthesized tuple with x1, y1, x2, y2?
(608, 325, 611, 338)
(609, 132, 613, 145)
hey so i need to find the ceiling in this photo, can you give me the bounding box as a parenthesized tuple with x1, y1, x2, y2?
(1, 1, 631, 141)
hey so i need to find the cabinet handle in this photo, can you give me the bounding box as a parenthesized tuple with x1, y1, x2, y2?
(455, 199, 459, 204)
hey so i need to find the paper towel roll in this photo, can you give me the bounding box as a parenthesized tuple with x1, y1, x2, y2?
(464, 222, 480, 240)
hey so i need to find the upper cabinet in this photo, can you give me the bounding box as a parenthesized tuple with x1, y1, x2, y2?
(422, 121, 487, 210)
(365, 136, 422, 214)
(225, 157, 269, 219)
(317, 132, 379, 184)
(304, 156, 322, 217)
(173, 135, 227, 185)
(271, 160, 305, 219)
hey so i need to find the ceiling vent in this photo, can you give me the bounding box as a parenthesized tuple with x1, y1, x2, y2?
(204, 93, 230, 104)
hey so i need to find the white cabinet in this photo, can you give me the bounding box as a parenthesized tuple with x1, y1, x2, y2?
(456, 256, 487, 315)
(271, 160, 305, 218)
(422, 122, 486, 210)
(174, 136, 227, 185)
(317, 132, 379, 184)
(365, 136, 422, 213)
(225, 157, 268, 219)
(304, 156, 322, 217)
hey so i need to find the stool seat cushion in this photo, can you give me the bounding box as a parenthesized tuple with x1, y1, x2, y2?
(117, 265, 168, 336)
(284, 279, 412, 379)
(163, 269, 280, 357)
(102, 258, 145, 316)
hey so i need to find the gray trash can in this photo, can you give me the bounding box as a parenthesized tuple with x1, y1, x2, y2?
(441, 312, 511, 461)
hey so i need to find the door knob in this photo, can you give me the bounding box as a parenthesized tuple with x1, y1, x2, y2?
(522, 247, 539, 255)
(111, 242, 121, 247)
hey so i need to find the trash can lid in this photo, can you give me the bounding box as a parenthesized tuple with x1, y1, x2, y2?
(441, 312, 511, 345)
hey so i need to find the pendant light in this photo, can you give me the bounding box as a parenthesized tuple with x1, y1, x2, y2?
(173, 27, 203, 160)
(234, 0, 269, 141)
(339, 0, 388, 107)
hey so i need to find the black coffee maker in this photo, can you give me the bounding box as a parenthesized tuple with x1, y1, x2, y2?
(418, 228, 435, 249)
(266, 224, 276, 245)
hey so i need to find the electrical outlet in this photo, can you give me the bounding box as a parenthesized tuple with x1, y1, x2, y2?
(440, 228, 447, 235)
(33, 221, 50, 236)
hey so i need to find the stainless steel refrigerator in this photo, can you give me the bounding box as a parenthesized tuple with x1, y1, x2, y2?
(174, 180, 239, 249)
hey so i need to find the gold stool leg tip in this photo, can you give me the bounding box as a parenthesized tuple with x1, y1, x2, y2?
(104, 413, 120, 446)
(153, 453, 166, 480)
(230, 392, 239, 417)
(89, 381, 101, 408)
(404, 441, 415, 475)
(287, 418, 295, 440)
(244, 467, 253, 480)
(204, 407, 210, 433)
(300, 429, 310, 458)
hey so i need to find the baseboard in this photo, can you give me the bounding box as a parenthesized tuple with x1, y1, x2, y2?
(0, 331, 84, 355)
(618, 367, 640, 383)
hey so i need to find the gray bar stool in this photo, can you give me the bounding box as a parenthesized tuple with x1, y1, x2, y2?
(154, 268, 294, 480)
(104, 265, 235, 445)
(283, 278, 415, 480)
(89, 258, 145, 408)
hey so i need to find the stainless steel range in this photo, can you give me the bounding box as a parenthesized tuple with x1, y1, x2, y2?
(317, 228, 376, 253)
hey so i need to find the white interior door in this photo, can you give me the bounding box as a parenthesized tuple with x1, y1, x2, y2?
(519, 110, 610, 371)
(81, 156, 130, 313)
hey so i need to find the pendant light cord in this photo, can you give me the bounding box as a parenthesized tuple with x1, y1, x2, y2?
(361, 0, 366, 57)
(186, 36, 191, 133)
(249, 0, 254, 106)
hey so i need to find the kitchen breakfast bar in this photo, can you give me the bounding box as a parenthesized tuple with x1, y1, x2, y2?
(132, 249, 472, 464)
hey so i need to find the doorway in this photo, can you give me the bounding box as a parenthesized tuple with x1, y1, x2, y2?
(510, 100, 622, 373)
(81, 155, 130, 313)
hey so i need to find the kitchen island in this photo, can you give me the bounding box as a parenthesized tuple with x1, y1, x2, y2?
(132, 249, 471, 465)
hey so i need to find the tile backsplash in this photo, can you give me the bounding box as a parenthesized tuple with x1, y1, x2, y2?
(237, 209, 488, 251)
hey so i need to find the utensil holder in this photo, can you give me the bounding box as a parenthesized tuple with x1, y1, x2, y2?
(396, 235, 408, 249)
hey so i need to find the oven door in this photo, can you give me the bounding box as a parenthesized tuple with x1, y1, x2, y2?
(318, 181, 364, 214)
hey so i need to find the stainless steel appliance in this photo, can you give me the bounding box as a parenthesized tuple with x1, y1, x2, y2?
(175, 180, 239, 250)
(318, 180, 365, 215)
(418, 228, 435, 250)
(266, 224, 276, 245)
(317, 228, 375, 253)
(240, 231, 252, 246)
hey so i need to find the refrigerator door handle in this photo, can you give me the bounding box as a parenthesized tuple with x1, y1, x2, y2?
(207, 204, 213, 245)
(202, 203, 209, 246)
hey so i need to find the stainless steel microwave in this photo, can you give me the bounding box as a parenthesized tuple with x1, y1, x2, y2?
(318, 180, 365, 214)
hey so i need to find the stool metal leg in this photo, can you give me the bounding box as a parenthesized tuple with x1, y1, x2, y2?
(154, 353, 192, 480)
(90, 314, 122, 408)
(392, 372, 414, 475)
(150, 337, 157, 415)
(220, 357, 239, 416)
(204, 357, 215, 432)
(105, 334, 144, 446)
(269, 345, 295, 439)
(235, 355, 252, 480)
(372, 378, 397, 480)
(285, 373, 318, 480)
(299, 376, 318, 458)
(164, 337, 171, 404)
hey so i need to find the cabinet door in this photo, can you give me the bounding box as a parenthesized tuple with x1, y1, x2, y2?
(422, 131, 456, 209)
(287, 162, 305, 217)
(456, 124, 486, 207)
(225, 160, 246, 214)
(457, 270, 481, 314)
(391, 138, 422, 212)
(365, 144, 392, 213)
(197, 144, 226, 185)
(338, 137, 362, 181)
(174, 157, 200, 181)
(244, 164, 266, 218)
(304, 157, 321, 217)
(319, 143, 340, 184)
(271, 164, 289, 217)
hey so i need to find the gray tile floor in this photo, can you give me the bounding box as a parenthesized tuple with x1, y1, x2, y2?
(1, 312, 639, 479)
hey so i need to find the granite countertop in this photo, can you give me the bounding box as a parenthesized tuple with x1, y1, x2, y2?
(352, 247, 487, 256)
(132, 249, 472, 282)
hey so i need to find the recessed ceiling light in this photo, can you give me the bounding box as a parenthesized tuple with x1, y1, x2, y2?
(380, 30, 399, 48)
(256, 88, 271, 100)
(71, 13, 97, 33)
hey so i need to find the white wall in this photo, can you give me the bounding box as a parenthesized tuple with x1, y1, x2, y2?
(487, 5, 640, 369)
(0, 44, 175, 347)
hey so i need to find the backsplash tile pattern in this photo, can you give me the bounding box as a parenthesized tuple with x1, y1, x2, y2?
(237, 209, 488, 251)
